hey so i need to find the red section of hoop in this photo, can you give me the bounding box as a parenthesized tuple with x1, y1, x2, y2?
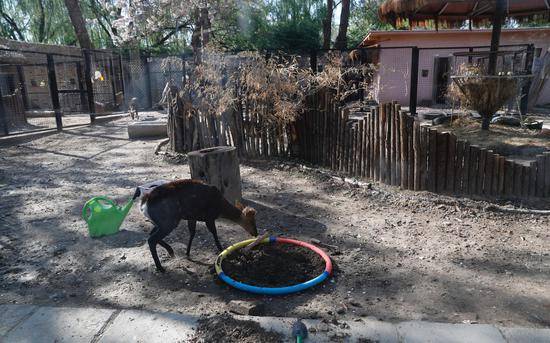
(276, 237, 333, 275)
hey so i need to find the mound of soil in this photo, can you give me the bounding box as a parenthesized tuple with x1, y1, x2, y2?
(190, 314, 283, 343)
(221, 243, 326, 287)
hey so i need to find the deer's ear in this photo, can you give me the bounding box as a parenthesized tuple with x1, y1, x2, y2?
(235, 200, 244, 210)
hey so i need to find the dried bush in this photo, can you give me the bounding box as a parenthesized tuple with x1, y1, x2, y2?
(182, 49, 378, 125)
(449, 64, 518, 130)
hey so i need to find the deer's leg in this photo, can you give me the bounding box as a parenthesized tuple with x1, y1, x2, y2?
(148, 224, 175, 273)
(186, 220, 197, 256)
(205, 220, 223, 252)
(158, 240, 174, 257)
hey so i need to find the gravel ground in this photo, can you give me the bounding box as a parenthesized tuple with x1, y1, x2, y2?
(0, 118, 549, 329)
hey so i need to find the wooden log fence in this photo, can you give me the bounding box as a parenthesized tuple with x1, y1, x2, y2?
(174, 87, 549, 200)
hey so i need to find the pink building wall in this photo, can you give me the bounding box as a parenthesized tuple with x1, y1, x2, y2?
(369, 28, 550, 108)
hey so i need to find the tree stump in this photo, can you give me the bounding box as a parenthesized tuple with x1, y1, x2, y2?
(188, 146, 242, 203)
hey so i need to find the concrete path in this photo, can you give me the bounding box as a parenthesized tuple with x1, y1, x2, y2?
(1, 304, 549, 343)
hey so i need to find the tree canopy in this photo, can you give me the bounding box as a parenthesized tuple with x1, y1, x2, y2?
(0, 0, 547, 53)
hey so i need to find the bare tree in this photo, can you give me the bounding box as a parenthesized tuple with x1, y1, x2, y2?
(322, 0, 333, 49)
(64, 0, 93, 49)
(334, 0, 350, 50)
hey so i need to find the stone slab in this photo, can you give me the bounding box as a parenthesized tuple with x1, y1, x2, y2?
(499, 327, 550, 343)
(397, 321, 506, 343)
(0, 304, 36, 336)
(237, 315, 399, 343)
(127, 121, 167, 139)
(3, 306, 114, 343)
(98, 309, 196, 343)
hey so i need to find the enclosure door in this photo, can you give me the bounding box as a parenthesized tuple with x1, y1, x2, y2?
(433, 57, 451, 104)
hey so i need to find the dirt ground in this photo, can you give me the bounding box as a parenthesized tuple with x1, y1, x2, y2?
(0, 118, 549, 329)
(431, 116, 550, 165)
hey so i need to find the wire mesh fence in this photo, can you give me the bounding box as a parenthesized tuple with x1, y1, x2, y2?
(0, 41, 533, 138)
(0, 44, 124, 136)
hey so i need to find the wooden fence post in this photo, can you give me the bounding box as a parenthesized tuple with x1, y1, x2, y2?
(455, 140, 465, 194)
(436, 132, 448, 193)
(504, 160, 515, 197)
(544, 152, 550, 197)
(46, 54, 62, 131)
(399, 111, 409, 189)
(358, 119, 364, 178)
(529, 161, 537, 197)
(379, 104, 386, 182)
(468, 146, 479, 195)
(446, 133, 457, 193)
(484, 151, 495, 197)
(535, 154, 545, 197)
(413, 121, 421, 190)
(373, 107, 380, 180)
(394, 104, 401, 186)
(427, 128, 437, 192)
(478, 148, 487, 195)
(385, 103, 392, 184)
(513, 163, 523, 197)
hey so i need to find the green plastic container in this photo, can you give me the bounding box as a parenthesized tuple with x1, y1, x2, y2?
(82, 196, 134, 238)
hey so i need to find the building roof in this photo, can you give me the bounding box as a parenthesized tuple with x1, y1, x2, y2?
(360, 27, 550, 46)
(379, 0, 550, 27)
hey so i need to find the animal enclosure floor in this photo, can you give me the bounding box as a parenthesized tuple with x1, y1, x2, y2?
(0, 118, 549, 329)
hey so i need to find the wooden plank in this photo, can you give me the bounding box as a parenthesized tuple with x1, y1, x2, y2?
(330, 104, 340, 170)
(379, 104, 387, 182)
(545, 152, 550, 198)
(394, 103, 401, 185)
(362, 117, 368, 178)
(436, 132, 448, 193)
(413, 121, 421, 191)
(455, 140, 465, 194)
(407, 116, 415, 190)
(504, 160, 515, 197)
(374, 107, 380, 180)
(529, 161, 537, 197)
(400, 111, 409, 189)
(446, 133, 457, 193)
(478, 148, 487, 195)
(484, 151, 494, 197)
(351, 121, 359, 176)
(468, 146, 480, 195)
(358, 119, 364, 178)
(521, 165, 530, 197)
(343, 120, 351, 173)
(385, 103, 392, 185)
(395, 108, 401, 186)
(491, 154, 500, 196)
(427, 128, 437, 192)
(462, 142, 471, 195)
(497, 156, 506, 197)
(514, 163, 523, 197)
(420, 126, 429, 190)
(535, 154, 545, 197)
(388, 104, 395, 185)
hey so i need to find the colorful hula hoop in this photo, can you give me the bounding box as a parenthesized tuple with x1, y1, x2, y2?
(215, 236, 333, 295)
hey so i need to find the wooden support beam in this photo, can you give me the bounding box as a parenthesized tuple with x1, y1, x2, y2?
(46, 54, 62, 131)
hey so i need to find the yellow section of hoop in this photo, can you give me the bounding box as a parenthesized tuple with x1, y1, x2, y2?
(214, 237, 271, 275)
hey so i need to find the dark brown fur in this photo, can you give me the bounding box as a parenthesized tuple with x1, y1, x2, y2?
(135, 179, 257, 272)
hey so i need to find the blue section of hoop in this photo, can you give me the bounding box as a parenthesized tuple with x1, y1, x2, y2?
(218, 270, 329, 295)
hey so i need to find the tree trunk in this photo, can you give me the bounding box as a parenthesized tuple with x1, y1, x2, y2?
(37, 0, 46, 42)
(167, 85, 185, 152)
(334, 0, 350, 50)
(322, 0, 333, 50)
(188, 146, 242, 204)
(64, 0, 93, 49)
